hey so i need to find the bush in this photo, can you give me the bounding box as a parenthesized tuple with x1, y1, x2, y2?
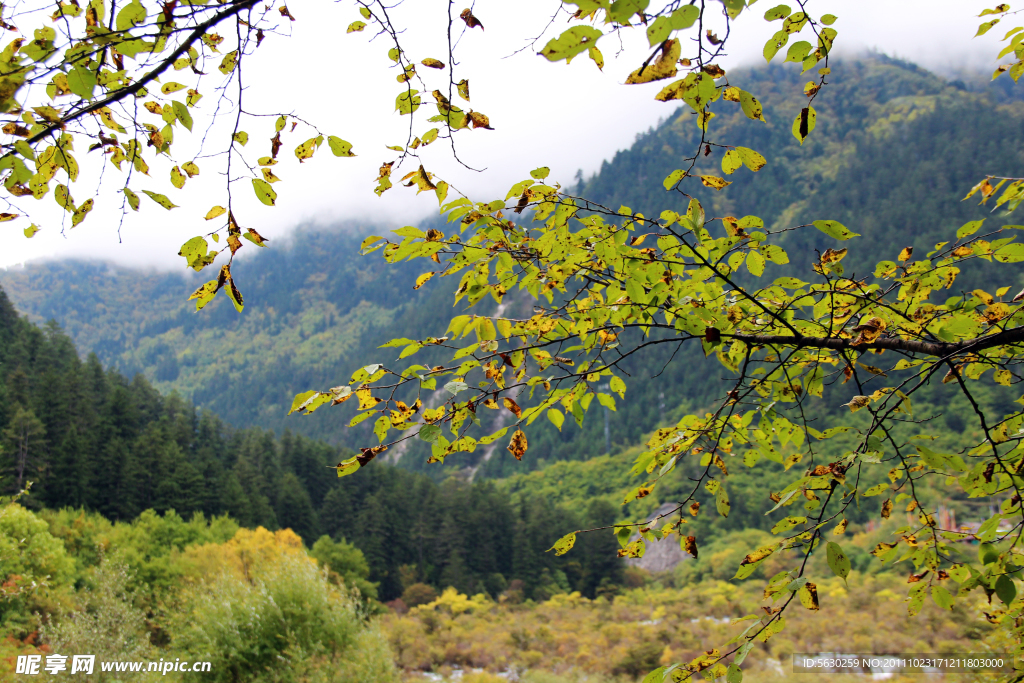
(168, 552, 397, 683)
(41, 559, 158, 682)
(402, 582, 438, 607)
(310, 535, 379, 600)
(622, 566, 649, 589)
(0, 504, 75, 637)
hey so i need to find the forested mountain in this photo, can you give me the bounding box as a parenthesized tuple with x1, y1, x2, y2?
(0, 285, 622, 601)
(2, 56, 1022, 480)
(580, 55, 1024, 290)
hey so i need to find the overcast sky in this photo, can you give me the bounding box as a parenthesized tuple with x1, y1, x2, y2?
(0, 0, 1014, 271)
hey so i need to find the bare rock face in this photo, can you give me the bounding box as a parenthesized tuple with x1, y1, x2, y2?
(624, 502, 693, 574)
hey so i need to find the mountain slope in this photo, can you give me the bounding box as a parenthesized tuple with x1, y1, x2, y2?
(580, 55, 1024, 289)
(0, 284, 625, 601)
(0, 230, 435, 442)
(3, 56, 1022, 477)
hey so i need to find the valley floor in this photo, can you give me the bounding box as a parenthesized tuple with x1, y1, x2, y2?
(382, 574, 999, 683)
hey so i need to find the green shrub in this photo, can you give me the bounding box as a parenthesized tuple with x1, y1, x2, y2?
(310, 535, 379, 601)
(168, 553, 397, 683)
(0, 504, 75, 637)
(41, 559, 158, 682)
(401, 583, 438, 607)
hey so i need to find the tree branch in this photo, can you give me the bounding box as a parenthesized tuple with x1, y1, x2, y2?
(26, 0, 259, 145)
(730, 325, 1024, 357)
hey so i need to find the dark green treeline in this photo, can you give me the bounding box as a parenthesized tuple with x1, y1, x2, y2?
(0, 286, 621, 601)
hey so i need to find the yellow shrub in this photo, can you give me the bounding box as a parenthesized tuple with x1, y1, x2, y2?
(544, 591, 586, 608)
(411, 587, 492, 616)
(179, 526, 313, 581)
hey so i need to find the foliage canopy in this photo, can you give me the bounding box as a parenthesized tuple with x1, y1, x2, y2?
(5, 0, 1024, 678)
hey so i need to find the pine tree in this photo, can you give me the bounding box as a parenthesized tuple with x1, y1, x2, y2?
(1, 406, 47, 494)
(168, 457, 204, 516)
(218, 471, 251, 526)
(435, 513, 471, 594)
(276, 472, 319, 542)
(575, 500, 624, 598)
(48, 425, 87, 508)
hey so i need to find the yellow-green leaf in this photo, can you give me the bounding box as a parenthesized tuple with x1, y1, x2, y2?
(54, 184, 74, 212)
(252, 178, 277, 206)
(71, 198, 93, 227)
(141, 190, 177, 210)
(218, 50, 238, 74)
(798, 582, 819, 610)
(328, 136, 355, 157)
(188, 279, 219, 310)
(548, 532, 576, 556)
(813, 219, 860, 241)
(178, 236, 217, 271)
(170, 166, 186, 189)
(792, 106, 816, 144)
(295, 136, 322, 162)
(122, 187, 139, 211)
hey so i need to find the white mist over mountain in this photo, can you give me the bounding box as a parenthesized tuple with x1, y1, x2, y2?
(1, 0, 1011, 271)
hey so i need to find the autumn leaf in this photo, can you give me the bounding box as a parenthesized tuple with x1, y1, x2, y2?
(792, 106, 816, 144)
(700, 175, 731, 190)
(741, 544, 775, 565)
(468, 111, 492, 129)
(205, 206, 226, 221)
(625, 39, 680, 84)
(798, 582, 820, 610)
(188, 280, 219, 311)
(412, 271, 436, 290)
(244, 228, 269, 247)
(503, 397, 522, 418)
(548, 532, 576, 556)
(459, 8, 483, 30)
(507, 429, 527, 459)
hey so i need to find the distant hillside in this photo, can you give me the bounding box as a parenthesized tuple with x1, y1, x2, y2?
(0, 229, 435, 442)
(579, 55, 1024, 290)
(3, 55, 1022, 478)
